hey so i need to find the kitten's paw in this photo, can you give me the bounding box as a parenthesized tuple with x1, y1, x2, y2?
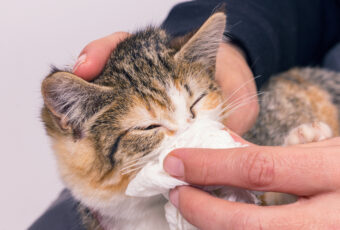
(284, 122, 333, 146)
(261, 192, 297, 206)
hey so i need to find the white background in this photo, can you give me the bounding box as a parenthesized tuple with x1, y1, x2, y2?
(0, 0, 184, 229)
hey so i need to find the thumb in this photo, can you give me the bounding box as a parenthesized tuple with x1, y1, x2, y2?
(73, 32, 130, 81)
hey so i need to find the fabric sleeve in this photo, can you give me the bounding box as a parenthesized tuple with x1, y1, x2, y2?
(28, 189, 85, 230)
(162, 0, 340, 89)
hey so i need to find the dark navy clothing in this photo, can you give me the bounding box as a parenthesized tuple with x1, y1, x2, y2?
(29, 190, 85, 230)
(29, 1, 340, 229)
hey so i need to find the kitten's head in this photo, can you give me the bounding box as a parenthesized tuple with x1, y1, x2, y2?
(41, 12, 226, 207)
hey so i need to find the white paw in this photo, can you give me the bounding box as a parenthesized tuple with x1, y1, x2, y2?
(284, 122, 333, 146)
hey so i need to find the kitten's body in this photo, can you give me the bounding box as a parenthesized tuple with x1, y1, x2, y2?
(41, 12, 339, 230)
(246, 67, 340, 146)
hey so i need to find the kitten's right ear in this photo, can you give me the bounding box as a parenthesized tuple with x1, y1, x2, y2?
(174, 11, 226, 67)
(42, 71, 113, 132)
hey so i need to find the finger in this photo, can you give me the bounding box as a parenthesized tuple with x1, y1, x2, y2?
(73, 32, 130, 81)
(170, 186, 316, 230)
(164, 145, 340, 195)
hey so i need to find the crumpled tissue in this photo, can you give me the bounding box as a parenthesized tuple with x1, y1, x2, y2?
(125, 118, 260, 230)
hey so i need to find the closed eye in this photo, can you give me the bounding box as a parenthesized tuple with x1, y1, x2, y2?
(143, 124, 162, 130)
(134, 124, 162, 131)
(190, 93, 207, 118)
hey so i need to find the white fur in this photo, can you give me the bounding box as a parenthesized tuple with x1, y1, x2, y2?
(284, 121, 333, 145)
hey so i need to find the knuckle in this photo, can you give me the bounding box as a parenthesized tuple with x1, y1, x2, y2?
(241, 148, 275, 188)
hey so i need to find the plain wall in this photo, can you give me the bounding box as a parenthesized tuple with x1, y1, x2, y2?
(0, 0, 184, 229)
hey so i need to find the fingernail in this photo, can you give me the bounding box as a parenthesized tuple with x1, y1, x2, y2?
(72, 54, 87, 73)
(169, 188, 179, 208)
(164, 155, 184, 178)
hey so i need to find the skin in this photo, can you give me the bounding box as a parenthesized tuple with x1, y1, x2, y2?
(73, 32, 340, 229)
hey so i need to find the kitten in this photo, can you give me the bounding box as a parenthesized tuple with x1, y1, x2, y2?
(41, 10, 340, 230)
(245, 67, 340, 146)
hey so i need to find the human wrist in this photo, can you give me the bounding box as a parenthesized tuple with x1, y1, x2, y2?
(215, 42, 259, 134)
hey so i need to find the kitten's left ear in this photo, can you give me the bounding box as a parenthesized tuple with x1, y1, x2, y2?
(42, 71, 114, 132)
(174, 11, 226, 67)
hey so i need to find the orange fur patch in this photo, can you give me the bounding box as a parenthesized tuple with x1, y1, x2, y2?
(201, 91, 222, 110)
(53, 135, 132, 201)
(305, 85, 339, 136)
(288, 71, 339, 136)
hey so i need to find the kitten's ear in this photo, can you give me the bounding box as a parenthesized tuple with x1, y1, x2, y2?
(174, 12, 226, 67)
(42, 71, 113, 132)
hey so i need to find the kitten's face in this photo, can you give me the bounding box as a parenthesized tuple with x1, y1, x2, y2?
(41, 12, 226, 204)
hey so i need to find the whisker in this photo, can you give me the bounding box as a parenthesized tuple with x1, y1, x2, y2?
(120, 166, 144, 175)
(218, 95, 264, 118)
(217, 89, 264, 115)
(120, 158, 150, 172)
(218, 92, 265, 116)
(221, 99, 264, 119)
(221, 92, 260, 112)
(120, 156, 156, 175)
(120, 149, 161, 175)
(120, 161, 143, 172)
(223, 96, 265, 116)
(120, 158, 141, 170)
(222, 75, 262, 105)
(225, 91, 265, 109)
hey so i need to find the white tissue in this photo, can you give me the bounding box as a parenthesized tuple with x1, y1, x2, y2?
(125, 118, 259, 230)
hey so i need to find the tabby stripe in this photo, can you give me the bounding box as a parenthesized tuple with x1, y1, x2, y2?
(157, 53, 171, 71)
(109, 131, 128, 166)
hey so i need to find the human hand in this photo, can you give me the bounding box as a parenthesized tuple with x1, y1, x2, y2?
(163, 137, 340, 229)
(73, 33, 258, 135)
(216, 43, 258, 135)
(72, 32, 130, 80)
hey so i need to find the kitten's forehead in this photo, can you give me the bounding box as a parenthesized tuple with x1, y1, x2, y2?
(93, 28, 174, 86)
(90, 28, 178, 111)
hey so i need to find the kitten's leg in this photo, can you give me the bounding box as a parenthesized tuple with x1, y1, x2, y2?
(283, 121, 333, 146)
(261, 192, 297, 206)
(263, 121, 333, 206)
